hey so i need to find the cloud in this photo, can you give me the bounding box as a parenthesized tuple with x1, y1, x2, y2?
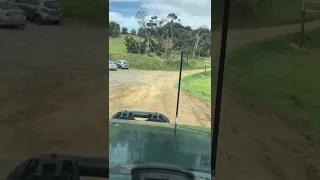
(109, 0, 211, 30)
(109, 12, 140, 30)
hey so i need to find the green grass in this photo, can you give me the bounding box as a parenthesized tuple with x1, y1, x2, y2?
(61, 0, 107, 26)
(109, 36, 127, 53)
(109, 53, 209, 71)
(226, 29, 320, 138)
(179, 71, 211, 104)
(213, 0, 320, 29)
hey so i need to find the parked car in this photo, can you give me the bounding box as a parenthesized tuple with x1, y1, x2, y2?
(114, 60, 129, 69)
(12, 0, 62, 25)
(109, 60, 118, 71)
(0, 0, 26, 28)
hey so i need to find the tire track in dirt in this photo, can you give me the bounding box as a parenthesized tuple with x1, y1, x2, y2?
(109, 69, 211, 127)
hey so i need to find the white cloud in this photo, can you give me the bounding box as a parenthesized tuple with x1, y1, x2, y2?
(109, 12, 140, 30)
(109, 0, 211, 30)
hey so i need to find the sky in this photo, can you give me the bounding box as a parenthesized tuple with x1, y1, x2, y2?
(109, 0, 211, 31)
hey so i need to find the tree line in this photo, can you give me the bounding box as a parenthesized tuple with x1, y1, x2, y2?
(109, 11, 211, 64)
(109, 22, 137, 37)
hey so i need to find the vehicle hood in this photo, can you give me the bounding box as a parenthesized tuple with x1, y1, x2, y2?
(109, 119, 211, 171)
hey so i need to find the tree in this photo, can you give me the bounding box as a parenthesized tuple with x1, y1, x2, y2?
(121, 27, 128, 34)
(109, 21, 120, 37)
(191, 27, 211, 59)
(146, 13, 183, 64)
(136, 11, 152, 56)
(124, 35, 147, 54)
(131, 29, 137, 35)
(137, 27, 146, 38)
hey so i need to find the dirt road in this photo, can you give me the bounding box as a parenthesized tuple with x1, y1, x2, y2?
(109, 69, 211, 127)
(0, 22, 108, 177)
(110, 20, 320, 128)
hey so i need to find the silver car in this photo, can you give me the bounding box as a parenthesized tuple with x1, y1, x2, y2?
(13, 0, 62, 25)
(0, 0, 26, 27)
(115, 60, 129, 69)
(109, 61, 118, 71)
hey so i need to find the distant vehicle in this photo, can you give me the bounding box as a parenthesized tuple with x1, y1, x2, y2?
(109, 60, 118, 71)
(0, 0, 26, 28)
(12, 0, 62, 25)
(114, 60, 129, 69)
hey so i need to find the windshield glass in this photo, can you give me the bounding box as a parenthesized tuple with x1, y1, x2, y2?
(109, 120, 211, 172)
(44, 0, 60, 9)
(109, 0, 212, 176)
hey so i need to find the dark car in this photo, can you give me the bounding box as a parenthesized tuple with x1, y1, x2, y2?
(114, 60, 129, 69)
(12, 0, 62, 24)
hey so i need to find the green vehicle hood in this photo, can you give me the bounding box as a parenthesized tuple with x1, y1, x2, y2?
(109, 119, 211, 172)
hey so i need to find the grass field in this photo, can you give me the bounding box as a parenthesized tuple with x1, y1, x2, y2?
(109, 36, 127, 53)
(213, 0, 320, 29)
(179, 71, 211, 104)
(225, 29, 320, 138)
(61, 0, 107, 26)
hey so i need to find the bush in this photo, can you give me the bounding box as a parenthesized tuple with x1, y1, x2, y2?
(124, 36, 147, 54)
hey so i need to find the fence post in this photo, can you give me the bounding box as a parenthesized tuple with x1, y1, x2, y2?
(204, 60, 207, 75)
(300, 0, 320, 47)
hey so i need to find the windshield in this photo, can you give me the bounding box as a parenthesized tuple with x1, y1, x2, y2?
(109, 0, 212, 176)
(109, 120, 211, 172)
(44, 0, 60, 9)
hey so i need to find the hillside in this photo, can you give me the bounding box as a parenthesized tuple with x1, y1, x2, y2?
(61, 0, 107, 26)
(213, 0, 320, 29)
(109, 35, 210, 71)
(226, 28, 320, 138)
(109, 34, 139, 53)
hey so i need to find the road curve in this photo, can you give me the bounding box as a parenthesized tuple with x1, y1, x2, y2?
(109, 68, 211, 127)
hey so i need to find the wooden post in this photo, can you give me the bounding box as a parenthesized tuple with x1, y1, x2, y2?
(204, 60, 207, 75)
(300, 0, 306, 47)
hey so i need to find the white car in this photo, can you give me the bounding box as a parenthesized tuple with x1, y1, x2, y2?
(0, 0, 26, 28)
(109, 61, 118, 71)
